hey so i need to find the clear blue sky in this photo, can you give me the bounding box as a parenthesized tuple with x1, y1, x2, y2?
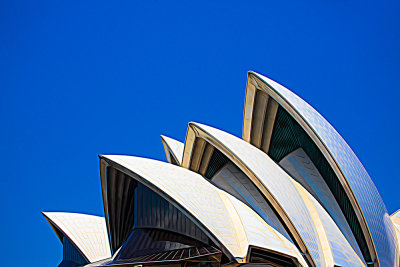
(1, 0, 399, 265)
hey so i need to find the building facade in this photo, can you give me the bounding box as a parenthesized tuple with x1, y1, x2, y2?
(43, 72, 400, 267)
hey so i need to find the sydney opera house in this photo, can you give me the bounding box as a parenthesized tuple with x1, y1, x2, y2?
(43, 72, 400, 267)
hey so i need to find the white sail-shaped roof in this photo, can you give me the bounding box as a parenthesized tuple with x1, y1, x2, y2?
(42, 212, 111, 263)
(280, 148, 363, 259)
(246, 71, 398, 266)
(100, 155, 307, 266)
(292, 180, 365, 267)
(161, 135, 184, 165)
(182, 122, 368, 266)
(182, 122, 326, 266)
(211, 162, 293, 243)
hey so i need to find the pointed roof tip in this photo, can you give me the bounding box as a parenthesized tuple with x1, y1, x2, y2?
(41, 211, 57, 218)
(248, 70, 266, 78)
(189, 121, 204, 127)
(160, 135, 184, 166)
(99, 154, 128, 158)
(160, 135, 171, 142)
(42, 211, 55, 218)
(189, 120, 208, 125)
(161, 135, 185, 143)
(99, 154, 125, 161)
(391, 209, 400, 217)
(188, 121, 200, 130)
(190, 121, 216, 130)
(248, 71, 274, 82)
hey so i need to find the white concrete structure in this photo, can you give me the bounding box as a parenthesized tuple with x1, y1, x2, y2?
(161, 135, 184, 165)
(43, 71, 398, 267)
(43, 212, 111, 263)
(243, 72, 398, 266)
(100, 155, 307, 266)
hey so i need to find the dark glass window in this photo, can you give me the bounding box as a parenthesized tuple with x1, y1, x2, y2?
(135, 183, 210, 244)
(62, 236, 88, 266)
(105, 166, 230, 265)
(249, 248, 296, 267)
(106, 167, 137, 253)
(114, 228, 222, 266)
(204, 148, 229, 179)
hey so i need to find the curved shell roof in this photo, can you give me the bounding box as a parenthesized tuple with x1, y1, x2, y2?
(182, 122, 370, 266)
(292, 180, 365, 267)
(246, 71, 398, 266)
(183, 122, 326, 266)
(100, 155, 307, 266)
(211, 162, 293, 243)
(160, 135, 184, 165)
(280, 148, 363, 259)
(42, 212, 111, 263)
